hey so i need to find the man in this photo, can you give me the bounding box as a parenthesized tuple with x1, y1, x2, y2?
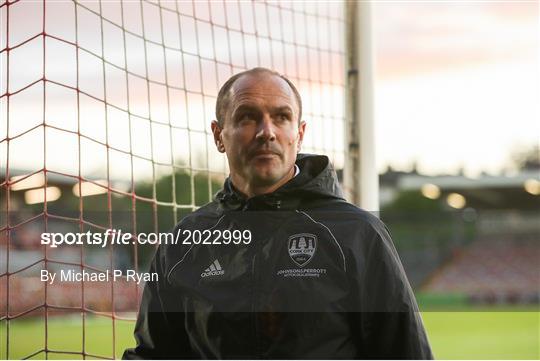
(123, 68, 433, 359)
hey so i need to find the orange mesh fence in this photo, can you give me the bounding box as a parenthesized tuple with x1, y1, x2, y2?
(0, 0, 347, 358)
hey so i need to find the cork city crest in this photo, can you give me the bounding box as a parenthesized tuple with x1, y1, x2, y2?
(287, 233, 317, 267)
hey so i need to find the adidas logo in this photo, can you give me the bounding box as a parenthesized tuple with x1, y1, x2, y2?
(201, 259, 225, 278)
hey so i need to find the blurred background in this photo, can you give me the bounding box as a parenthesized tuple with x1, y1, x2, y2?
(0, 0, 538, 359)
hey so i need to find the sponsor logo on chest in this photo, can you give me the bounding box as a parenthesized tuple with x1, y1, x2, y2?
(201, 259, 225, 278)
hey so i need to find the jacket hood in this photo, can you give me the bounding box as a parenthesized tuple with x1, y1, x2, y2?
(215, 153, 345, 210)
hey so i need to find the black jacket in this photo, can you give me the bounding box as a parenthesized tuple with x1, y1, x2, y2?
(123, 154, 433, 359)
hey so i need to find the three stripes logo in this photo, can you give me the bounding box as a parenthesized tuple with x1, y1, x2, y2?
(201, 259, 225, 278)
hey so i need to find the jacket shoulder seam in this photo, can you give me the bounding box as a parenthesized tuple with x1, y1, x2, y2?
(296, 210, 347, 272)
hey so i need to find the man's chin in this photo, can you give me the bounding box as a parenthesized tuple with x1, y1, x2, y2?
(249, 172, 282, 187)
(248, 166, 288, 187)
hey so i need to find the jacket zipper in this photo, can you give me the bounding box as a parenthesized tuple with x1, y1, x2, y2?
(246, 197, 280, 358)
(252, 251, 261, 359)
(246, 200, 262, 359)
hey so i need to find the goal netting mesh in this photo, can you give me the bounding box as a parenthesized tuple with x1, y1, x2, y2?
(0, 0, 346, 358)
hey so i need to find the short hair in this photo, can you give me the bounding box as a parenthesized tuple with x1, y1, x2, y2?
(215, 67, 302, 127)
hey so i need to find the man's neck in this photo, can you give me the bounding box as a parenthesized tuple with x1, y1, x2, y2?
(231, 166, 296, 199)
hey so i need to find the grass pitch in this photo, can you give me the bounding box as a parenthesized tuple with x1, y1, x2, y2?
(422, 309, 539, 359)
(1, 309, 538, 359)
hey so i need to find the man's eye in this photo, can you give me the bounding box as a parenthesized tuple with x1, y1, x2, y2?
(238, 114, 255, 123)
(278, 114, 290, 121)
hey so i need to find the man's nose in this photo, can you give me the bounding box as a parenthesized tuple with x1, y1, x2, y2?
(255, 115, 276, 142)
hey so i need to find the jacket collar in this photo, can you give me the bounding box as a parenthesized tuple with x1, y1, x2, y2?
(215, 154, 345, 211)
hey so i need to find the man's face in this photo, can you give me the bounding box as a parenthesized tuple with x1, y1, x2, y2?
(212, 73, 305, 190)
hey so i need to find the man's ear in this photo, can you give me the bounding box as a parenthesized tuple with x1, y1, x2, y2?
(211, 120, 226, 153)
(296, 120, 306, 153)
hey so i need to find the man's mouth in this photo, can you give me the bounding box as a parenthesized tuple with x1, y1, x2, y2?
(251, 150, 280, 159)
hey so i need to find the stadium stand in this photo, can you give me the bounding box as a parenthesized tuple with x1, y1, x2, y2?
(422, 236, 539, 303)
